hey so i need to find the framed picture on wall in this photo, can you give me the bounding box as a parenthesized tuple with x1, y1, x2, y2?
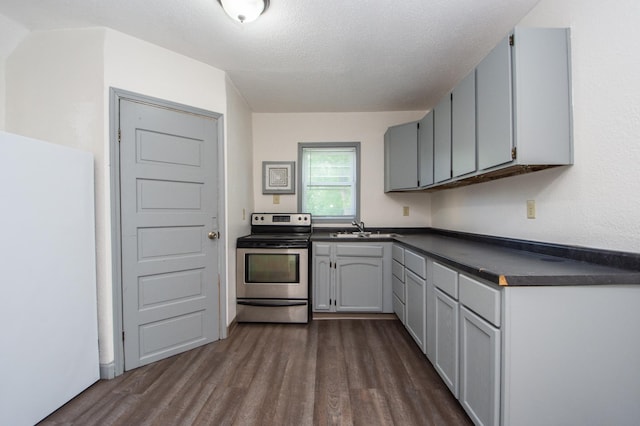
(262, 161, 295, 194)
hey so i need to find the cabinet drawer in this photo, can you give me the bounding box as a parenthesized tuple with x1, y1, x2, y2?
(433, 262, 458, 299)
(392, 259, 404, 281)
(313, 243, 331, 256)
(336, 244, 384, 257)
(459, 274, 501, 327)
(405, 250, 426, 278)
(392, 244, 404, 263)
(392, 274, 405, 302)
(393, 293, 405, 324)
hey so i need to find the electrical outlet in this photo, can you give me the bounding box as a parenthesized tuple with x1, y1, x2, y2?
(526, 200, 536, 219)
(403, 206, 410, 216)
(273, 194, 280, 205)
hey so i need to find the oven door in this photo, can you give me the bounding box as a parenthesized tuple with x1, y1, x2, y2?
(236, 248, 308, 299)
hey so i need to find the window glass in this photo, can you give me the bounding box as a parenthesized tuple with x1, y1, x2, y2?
(245, 253, 299, 283)
(298, 143, 360, 223)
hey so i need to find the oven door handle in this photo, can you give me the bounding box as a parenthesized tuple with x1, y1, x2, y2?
(237, 300, 308, 307)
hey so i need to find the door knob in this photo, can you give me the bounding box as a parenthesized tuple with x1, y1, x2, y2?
(208, 231, 219, 240)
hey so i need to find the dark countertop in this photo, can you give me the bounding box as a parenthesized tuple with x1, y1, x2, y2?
(312, 231, 640, 286)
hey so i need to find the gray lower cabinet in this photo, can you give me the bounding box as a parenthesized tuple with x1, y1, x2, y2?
(459, 274, 502, 426)
(425, 259, 437, 363)
(312, 243, 332, 312)
(391, 245, 406, 323)
(432, 260, 460, 400)
(405, 269, 426, 352)
(395, 249, 640, 426)
(460, 306, 501, 426)
(404, 250, 427, 353)
(312, 242, 391, 313)
(336, 255, 383, 312)
(434, 287, 459, 397)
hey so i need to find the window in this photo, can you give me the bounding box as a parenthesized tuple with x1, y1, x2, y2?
(298, 142, 360, 223)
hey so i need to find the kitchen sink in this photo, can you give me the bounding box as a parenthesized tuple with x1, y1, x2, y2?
(330, 232, 399, 239)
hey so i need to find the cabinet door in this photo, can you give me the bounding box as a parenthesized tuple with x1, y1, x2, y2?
(434, 288, 459, 397)
(385, 122, 418, 190)
(460, 306, 501, 426)
(313, 254, 332, 312)
(426, 267, 436, 364)
(434, 94, 452, 183)
(452, 70, 477, 178)
(418, 112, 434, 187)
(336, 257, 383, 312)
(405, 269, 426, 352)
(476, 35, 513, 171)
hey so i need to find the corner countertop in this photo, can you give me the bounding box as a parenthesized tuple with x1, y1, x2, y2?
(311, 231, 640, 286)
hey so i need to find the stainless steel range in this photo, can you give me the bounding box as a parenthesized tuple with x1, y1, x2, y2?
(236, 213, 311, 323)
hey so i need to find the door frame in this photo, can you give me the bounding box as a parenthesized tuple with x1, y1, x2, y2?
(108, 88, 227, 377)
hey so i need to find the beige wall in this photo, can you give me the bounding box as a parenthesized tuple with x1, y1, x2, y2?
(252, 112, 432, 227)
(430, 0, 640, 253)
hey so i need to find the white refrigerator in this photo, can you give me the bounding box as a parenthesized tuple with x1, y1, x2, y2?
(0, 131, 99, 425)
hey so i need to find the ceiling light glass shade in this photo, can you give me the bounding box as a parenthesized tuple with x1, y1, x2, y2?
(219, 0, 269, 23)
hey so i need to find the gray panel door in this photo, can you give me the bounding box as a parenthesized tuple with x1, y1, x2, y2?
(120, 99, 219, 370)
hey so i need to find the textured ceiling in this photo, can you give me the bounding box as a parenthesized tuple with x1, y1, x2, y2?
(0, 0, 541, 112)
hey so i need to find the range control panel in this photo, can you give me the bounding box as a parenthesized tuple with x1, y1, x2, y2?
(251, 213, 311, 226)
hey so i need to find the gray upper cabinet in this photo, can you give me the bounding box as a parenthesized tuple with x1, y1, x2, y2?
(451, 70, 477, 178)
(476, 35, 513, 170)
(384, 26, 572, 193)
(433, 94, 452, 183)
(477, 28, 572, 171)
(418, 111, 434, 188)
(384, 121, 418, 191)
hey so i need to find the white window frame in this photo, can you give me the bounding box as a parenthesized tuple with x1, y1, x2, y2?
(297, 142, 361, 224)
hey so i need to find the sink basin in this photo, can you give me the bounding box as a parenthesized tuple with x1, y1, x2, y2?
(330, 232, 399, 239)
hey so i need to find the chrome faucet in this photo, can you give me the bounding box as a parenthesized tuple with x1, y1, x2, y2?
(352, 220, 365, 233)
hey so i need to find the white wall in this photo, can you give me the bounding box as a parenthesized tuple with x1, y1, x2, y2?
(6, 28, 108, 364)
(252, 112, 432, 227)
(224, 76, 254, 321)
(0, 14, 28, 129)
(430, 0, 640, 253)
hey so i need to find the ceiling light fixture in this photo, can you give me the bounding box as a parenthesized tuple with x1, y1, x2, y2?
(217, 0, 270, 23)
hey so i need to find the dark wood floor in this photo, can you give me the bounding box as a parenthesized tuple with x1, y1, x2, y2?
(40, 319, 472, 425)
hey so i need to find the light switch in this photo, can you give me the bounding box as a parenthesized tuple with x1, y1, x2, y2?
(273, 194, 280, 204)
(403, 206, 410, 216)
